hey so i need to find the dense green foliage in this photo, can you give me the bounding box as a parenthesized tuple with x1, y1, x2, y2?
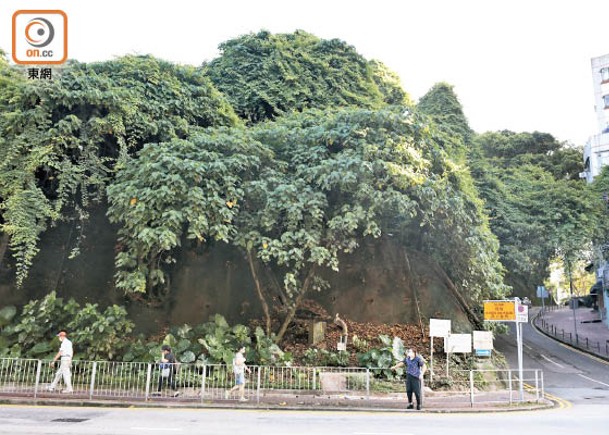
(0, 55, 238, 285)
(205, 30, 410, 123)
(0, 291, 134, 360)
(109, 106, 508, 340)
(2, 29, 602, 350)
(417, 82, 473, 147)
(106, 129, 268, 295)
(0, 293, 289, 365)
(470, 131, 601, 294)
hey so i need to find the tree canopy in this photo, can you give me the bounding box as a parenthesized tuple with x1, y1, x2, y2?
(204, 30, 411, 123)
(108, 106, 509, 339)
(0, 55, 238, 285)
(471, 131, 600, 294)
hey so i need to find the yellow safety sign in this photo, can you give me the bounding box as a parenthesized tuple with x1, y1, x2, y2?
(483, 300, 516, 321)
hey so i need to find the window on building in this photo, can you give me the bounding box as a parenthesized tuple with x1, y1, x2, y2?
(598, 151, 609, 171)
(604, 94, 609, 109)
(602, 67, 609, 83)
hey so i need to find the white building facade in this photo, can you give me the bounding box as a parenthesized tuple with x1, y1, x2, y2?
(582, 53, 609, 328)
(582, 53, 609, 182)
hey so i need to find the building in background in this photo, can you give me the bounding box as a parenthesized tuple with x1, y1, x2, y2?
(582, 53, 609, 183)
(581, 53, 609, 328)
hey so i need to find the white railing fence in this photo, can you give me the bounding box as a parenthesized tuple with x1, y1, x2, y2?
(0, 358, 544, 407)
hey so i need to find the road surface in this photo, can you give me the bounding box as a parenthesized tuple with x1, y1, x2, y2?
(0, 403, 607, 435)
(495, 311, 609, 405)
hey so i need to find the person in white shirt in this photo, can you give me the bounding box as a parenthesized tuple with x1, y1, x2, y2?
(226, 345, 250, 401)
(48, 330, 73, 393)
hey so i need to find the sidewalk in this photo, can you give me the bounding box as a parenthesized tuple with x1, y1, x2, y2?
(535, 306, 609, 359)
(0, 389, 551, 413)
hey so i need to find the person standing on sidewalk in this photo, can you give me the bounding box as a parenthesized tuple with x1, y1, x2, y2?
(154, 345, 180, 397)
(226, 345, 250, 401)
(48, 330, 73, 393)
(391, 348, 426, 410)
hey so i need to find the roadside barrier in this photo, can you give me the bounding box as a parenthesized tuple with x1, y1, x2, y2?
(536, 313, 609, 357)
(0, 358, 544, 407)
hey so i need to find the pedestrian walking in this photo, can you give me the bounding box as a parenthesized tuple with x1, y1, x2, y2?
(391, 347, 426, 410)
(47, 330, 73, 393)
(226, 345, 250, 401)
(154, 344, 179, 397)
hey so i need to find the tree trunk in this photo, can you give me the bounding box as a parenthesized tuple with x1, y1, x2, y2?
(430, 258, 483, 327)
(247, 249, 272, 336)
(275, 268, 316, 343)
(404, 250, 425, 337)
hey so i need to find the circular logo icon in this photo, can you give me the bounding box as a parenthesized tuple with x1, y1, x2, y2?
(25, 17, 55, 48)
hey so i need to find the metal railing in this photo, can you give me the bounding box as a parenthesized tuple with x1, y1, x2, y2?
(536, 316, 609, 357)
(0, 358, 544, 408)
(452, 369, 544, 406)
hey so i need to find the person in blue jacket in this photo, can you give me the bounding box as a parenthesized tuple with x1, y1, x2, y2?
(391, 348, 427, 410)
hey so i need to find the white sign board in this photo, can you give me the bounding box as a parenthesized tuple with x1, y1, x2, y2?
(517, 303, 528, 323)
(445, 333, 472, 353)
(473, 331, 493, 350)
(429, 319, 451, 338)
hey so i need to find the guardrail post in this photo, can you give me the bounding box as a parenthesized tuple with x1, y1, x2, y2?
(89, 362, 97, 400)
(508, 370, 513, 405)
(256, 367, 261, 404)
(145, 363, 152, 401)
(200, 365, 206, 403)
(33, 360, 42, 399)
(365, 369, 370, 400)
(469, 370, 474, 407)
(534, 370, 539, 402)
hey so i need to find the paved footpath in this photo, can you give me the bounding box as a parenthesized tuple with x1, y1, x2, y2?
(535, 306, 609, 359)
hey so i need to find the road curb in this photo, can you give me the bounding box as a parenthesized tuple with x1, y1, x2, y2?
(0, 396, 554, 414)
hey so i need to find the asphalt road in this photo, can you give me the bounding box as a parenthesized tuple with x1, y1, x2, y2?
(0, 403, 607, 435)
(494, 311, 609, 405)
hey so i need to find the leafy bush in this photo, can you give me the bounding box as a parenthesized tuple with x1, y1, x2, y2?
(121, 314, 292, 367)
(302, 348, 350, 367)
(356, 335, 405, 379)
(0, 291, 134, 360)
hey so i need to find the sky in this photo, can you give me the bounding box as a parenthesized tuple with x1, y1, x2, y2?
(1, 0, 608, 146)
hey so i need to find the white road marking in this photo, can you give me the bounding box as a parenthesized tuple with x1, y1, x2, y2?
(577, 374, 609, 388)
(354, 433, 414, 435)
(524, 344, 533, 351)
(540, 354, 564, 368)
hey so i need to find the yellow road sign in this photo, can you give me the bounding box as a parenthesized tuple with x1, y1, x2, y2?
(483, 300, 516, 321)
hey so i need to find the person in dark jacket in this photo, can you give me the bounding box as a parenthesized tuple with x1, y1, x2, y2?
(391, 348, 426, 410)
(154, 344, 179, 397)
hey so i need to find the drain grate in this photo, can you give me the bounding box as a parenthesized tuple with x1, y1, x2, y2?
(51, 418, 89, 423)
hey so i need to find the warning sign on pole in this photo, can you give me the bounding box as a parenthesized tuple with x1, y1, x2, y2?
(483, 300, 517, 322)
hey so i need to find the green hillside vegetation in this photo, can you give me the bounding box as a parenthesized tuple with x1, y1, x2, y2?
(0, 30, 605, 362)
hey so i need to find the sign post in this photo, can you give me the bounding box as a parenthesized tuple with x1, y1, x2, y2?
(537, 285, 548, 315)
(483, 299, 528, 402)
(429, 319, 451, 385)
